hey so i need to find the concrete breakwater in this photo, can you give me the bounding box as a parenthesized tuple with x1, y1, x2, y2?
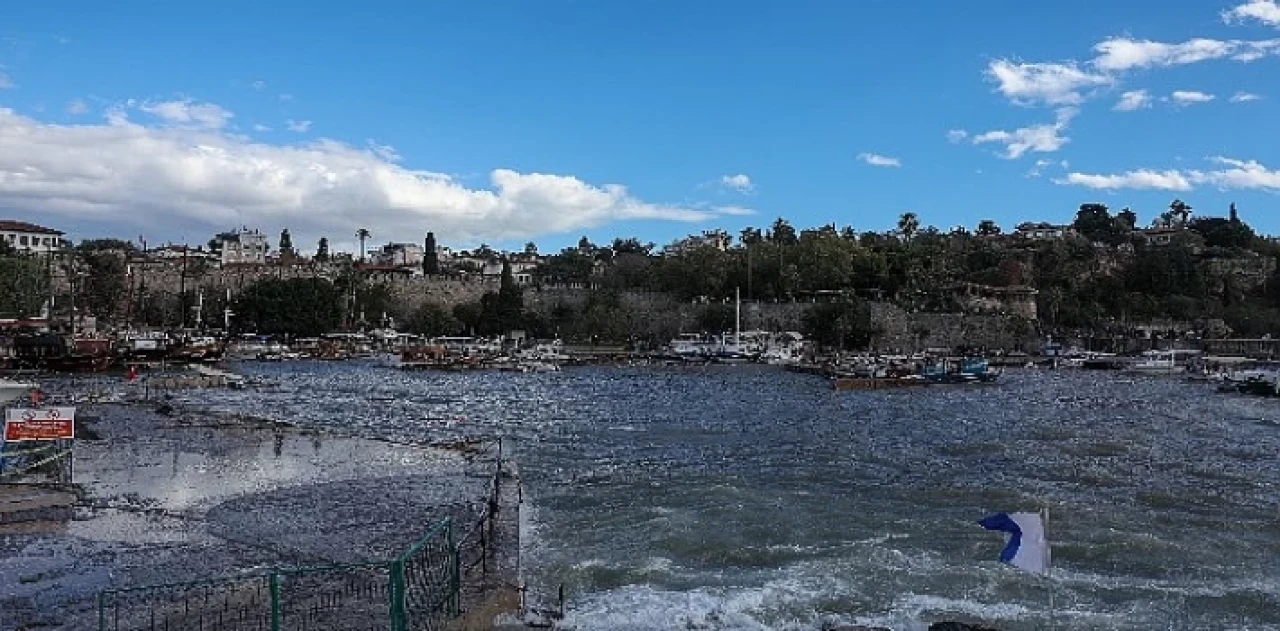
(0, 391, 519, 630)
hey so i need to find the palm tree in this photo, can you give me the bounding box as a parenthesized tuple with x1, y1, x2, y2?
(355, 228, 371, 262)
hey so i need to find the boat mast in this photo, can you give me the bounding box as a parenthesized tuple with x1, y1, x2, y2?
(735, 286, 741, 348)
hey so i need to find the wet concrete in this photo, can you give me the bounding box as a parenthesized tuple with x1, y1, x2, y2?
(0, 399, 501, 630)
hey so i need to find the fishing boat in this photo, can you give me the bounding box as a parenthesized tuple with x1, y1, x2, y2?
(11, 334, 112, 372)
(921, 358, 1001, 384)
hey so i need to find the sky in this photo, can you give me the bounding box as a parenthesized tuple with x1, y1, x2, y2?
(2, 0, 1280, 254)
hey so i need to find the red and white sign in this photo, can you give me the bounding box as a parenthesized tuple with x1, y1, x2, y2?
(4, 407, 76, 442)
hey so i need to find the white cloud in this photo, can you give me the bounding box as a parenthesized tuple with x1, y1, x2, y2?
(1170, 90, 1216, 104)
(713, 205, 755, 216)
(946, 129, 968, 143)
(718, 173, 754, 193)
(66, 99, 89, 115)
(1224, 0, 1280, 27)
(972, 107, 1077, 159)
(139, 99, 233, 129)
(252, 123, 272, 132)
(1057, 157, 1280, 192)
(857, 152, 902, 167)
(1199, 156, 1280, 190)
(1090, 37, 1276, 71)
(1113, 89, 1152, 111)
(1027, 159, 1069, 178)
(251, 80, 267, 91)
(984, 59, 1112, 106)
(1230, 91, 1263, 102)
(0, 72, 13, 89)
(1058, 169, 1194, 191)
(286, 119, 312, 133)
(278, 94, 294, 102)
(0, 107, 731, 247)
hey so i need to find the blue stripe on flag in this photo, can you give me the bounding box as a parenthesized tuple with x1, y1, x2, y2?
(978, 513, 1023, 563)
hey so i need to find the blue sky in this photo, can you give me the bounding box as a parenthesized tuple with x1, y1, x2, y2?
(2, 0, 1279, 253)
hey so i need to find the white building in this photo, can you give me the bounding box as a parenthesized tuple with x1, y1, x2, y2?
(1014, 222, 1073, 241)
(215, 229, 269, 265)
(374, 242, 424, 267)
(0, 220, 65, 255)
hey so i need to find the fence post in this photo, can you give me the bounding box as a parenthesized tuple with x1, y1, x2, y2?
(98, 591, 106, 631)
(389, 560, 407, 631)
(269, 573, 280, 631)
(448, 517, 460, 616)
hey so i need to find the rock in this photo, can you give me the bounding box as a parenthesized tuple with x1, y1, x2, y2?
(929, 622, 1003, 631)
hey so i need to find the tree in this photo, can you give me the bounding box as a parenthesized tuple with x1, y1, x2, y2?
(0, 251, 48, 318)
(578, 236, 593, 251)
(234, 277, 344, 337)
(697, 304, 735, 334)
(279, 229, 293, 252)
(524, 241, 538, 255)
(801, 299, 875, 350)
(356, 228, 371, 262)
(1072, 203, 1127, 245)
(976, 219, 1002, 236)
(1190, 216, 1255, 250)
(1116, 208, 1138, 231)
(74, 244, 128, 320)
(423, 232, 440, 275)
(316, 237, 330, 261)
(610, 238, 652, 255)
(405, 303, 460, 336)
(768, 218, 798, 246)
(897, 212, 920, 241)
(1168, 199, 1193, 226)
(740, 227, 764, 246)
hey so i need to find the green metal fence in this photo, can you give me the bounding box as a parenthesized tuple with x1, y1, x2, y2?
(97, 518, 459, 631)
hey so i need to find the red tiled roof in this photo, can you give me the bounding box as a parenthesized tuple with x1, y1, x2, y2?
(0, 220, 63, 235)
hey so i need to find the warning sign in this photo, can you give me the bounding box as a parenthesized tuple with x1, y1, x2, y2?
(4, 407, 76, 442)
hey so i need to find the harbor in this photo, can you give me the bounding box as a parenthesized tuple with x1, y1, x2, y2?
(3, 351, 1280, 629)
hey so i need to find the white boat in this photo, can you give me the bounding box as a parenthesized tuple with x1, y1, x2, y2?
(1126, 350, 1199, 375)
(517, 361, 560, 373)
(0, 378, 37, 403)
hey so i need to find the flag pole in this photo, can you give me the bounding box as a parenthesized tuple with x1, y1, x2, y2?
(1043, 506, 1055, 629)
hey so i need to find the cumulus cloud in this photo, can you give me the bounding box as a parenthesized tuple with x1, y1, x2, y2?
(1058, 157, 1280, 192)
(1200, 156, 1280, 189)
(972, 108, 1077, 159)
(251, 80, 267, 91)
(857, 152, 902, 167)
(1224, 0, 1280, 27)
(252, 123, 272, 132)
(985, 60, 1112, 105)
(286, 119, 312, 133)
(0, 72, 13, 89)
(1113, 90, 1152, 111)
(718, 173, 754, 193)
(1230, 91, 1263, 102)
(139, 99, 233, 129)
(1170, 90, 1216, 104)
(946, 129, 968, 143)
(0, 107, 733, 247)
(66, 99, 89, 115)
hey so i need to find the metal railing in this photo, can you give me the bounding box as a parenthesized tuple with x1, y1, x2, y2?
(96, 440, 508, 631)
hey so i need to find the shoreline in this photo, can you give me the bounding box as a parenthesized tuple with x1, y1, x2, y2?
(0, 391, 521, 629)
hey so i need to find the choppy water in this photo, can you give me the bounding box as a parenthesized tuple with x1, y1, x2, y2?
(169, 362, 1280, 630)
